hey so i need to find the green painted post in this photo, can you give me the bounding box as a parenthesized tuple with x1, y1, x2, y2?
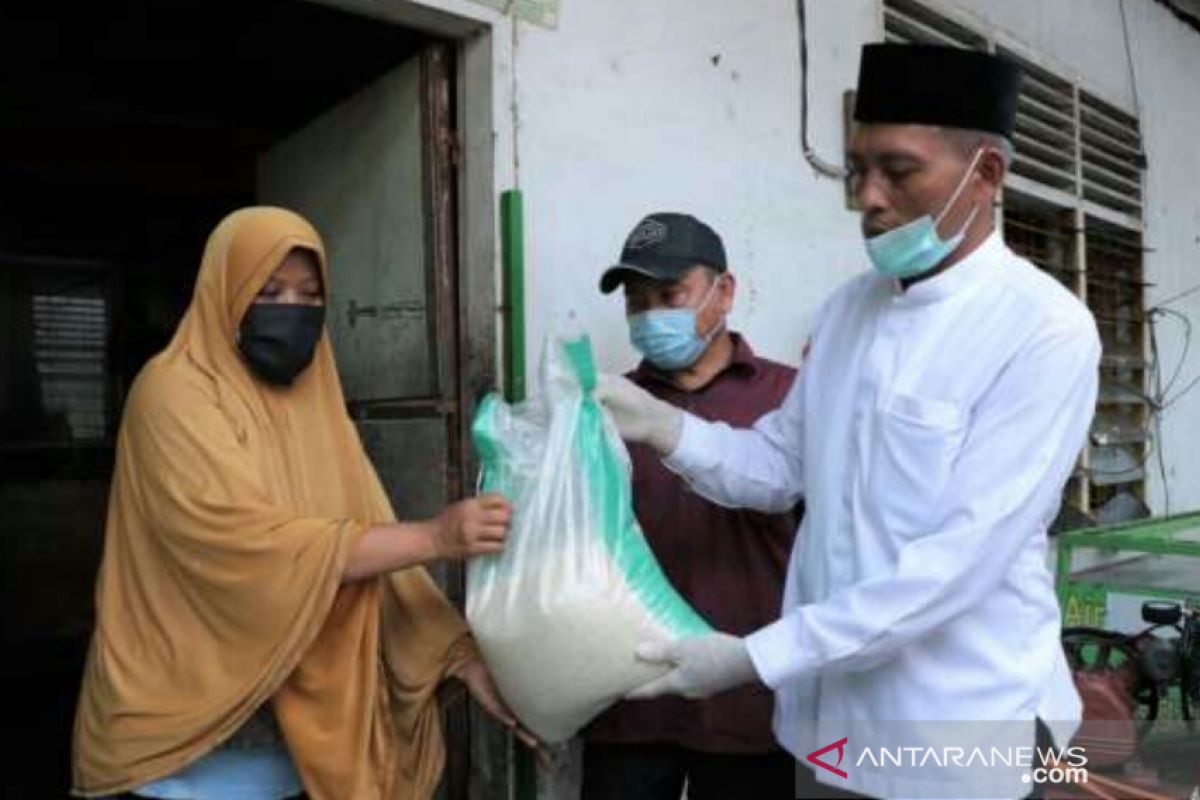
(500, 187, 536, 799)
(501, 189, 527, 404)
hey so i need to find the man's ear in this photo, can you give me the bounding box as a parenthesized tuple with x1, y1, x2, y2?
(718, 272, 737, 314)
(978, 148, 1007, 197)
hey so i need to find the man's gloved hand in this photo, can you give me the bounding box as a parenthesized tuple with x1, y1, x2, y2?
(593, 374, 684, 455)
(625, 633, 758, 700)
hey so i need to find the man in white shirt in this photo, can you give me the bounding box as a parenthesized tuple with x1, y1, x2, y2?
(596, 43, 1100, 799)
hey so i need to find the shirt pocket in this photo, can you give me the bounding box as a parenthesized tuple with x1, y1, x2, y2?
(868, 392, 967, 538)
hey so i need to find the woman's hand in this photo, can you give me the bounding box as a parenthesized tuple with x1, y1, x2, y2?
(342, 493, 511, 582)
(428, 493, 512, 559)
(451, 658, 551, 768)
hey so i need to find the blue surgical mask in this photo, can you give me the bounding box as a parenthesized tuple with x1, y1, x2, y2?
(865, 148, 983, 279)
(628, 279, 724, 370)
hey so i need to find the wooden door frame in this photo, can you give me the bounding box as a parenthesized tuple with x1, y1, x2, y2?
(308, 0, 498, 494)
(303, 4, 502, 799)
(421, 39, 470, 800)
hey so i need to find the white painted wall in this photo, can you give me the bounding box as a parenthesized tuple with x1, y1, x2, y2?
(1121, 0, 1200, 516)
(397, 0, 1200, 496)
(508, 0, 878, 372)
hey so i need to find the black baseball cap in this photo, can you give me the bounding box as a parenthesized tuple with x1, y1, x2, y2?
(599, 212, 727, 294)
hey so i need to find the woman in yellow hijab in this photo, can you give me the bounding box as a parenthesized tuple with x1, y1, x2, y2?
(73, 207, 535, 799)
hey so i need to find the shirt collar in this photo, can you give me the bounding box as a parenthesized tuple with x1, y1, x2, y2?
(890, 230, 1005, 307)
(633, 331, 759, 388)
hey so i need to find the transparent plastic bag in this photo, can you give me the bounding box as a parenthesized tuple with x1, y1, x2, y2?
(467, 335, 711, 743)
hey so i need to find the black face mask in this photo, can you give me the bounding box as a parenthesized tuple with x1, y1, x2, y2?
(237, 304, 326, 386)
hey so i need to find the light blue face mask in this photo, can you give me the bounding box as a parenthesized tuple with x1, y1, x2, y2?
(628, 279, 724, 370)
(865, 148, 983, 280)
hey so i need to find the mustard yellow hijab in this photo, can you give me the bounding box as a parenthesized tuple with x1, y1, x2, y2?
(73, 207, 475, 798)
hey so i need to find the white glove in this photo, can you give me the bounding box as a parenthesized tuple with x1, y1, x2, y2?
(625, 633, 759, 700)
(593, 374, 684, 456)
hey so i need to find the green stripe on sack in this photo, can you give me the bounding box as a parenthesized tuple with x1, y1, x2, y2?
(470, 394, 508, 579)
(473, 394, 502, 485)
(563, 337, 711, 637)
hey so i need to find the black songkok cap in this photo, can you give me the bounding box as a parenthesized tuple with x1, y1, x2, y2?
(853, 43, 1023, 140)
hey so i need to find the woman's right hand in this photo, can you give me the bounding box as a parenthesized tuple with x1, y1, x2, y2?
(343, 494, 512, 582)
(428, 493, 512, 559)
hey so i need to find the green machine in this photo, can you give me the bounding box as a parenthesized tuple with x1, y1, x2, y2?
(1055, 510, 1200, 770)
(1057, 511, 1200, 630)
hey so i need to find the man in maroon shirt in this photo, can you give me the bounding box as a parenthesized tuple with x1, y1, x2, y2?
(582, 212, 800, 800)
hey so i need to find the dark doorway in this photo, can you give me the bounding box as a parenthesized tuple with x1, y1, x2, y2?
(0, 2, 448, 795)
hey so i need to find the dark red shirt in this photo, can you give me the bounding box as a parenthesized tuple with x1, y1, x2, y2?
(584, 332, 799, 754)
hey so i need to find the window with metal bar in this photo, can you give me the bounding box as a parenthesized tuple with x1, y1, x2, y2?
(0, 260, 112, 478)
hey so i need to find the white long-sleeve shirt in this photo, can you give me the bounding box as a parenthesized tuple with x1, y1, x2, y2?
(664, 233, 1099, 798)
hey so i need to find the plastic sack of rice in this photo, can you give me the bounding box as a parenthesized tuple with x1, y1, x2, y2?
(467, 334, 712, 743)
